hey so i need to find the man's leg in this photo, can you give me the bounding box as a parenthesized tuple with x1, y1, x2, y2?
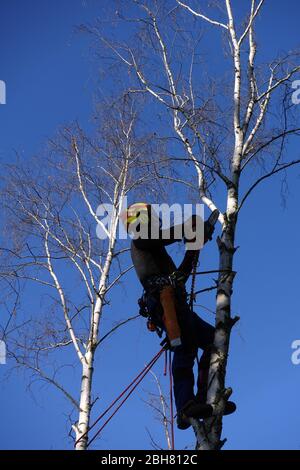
(196, 346, 212, 403)
(191, 312, 237, 415)
(188, 313, 215, 403)
(172, 300, 214, 429)
(172, 345, 196, 413)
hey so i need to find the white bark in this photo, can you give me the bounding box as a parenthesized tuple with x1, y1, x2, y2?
(74, 351, 94, 450)
(197, 209, 237, 450)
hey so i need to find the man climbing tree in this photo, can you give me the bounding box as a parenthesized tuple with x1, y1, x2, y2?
(122, 203, 236, 430)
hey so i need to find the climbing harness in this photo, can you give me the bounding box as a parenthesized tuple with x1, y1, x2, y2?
(75, 345, 175, 450)
(138, 272, 186, 339)
(138, 272, 188, 349)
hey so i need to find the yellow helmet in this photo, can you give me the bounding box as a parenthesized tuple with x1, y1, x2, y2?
(120, 203, 149, 230)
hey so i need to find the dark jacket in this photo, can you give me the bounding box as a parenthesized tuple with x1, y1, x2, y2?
(131, 216, 205, 287)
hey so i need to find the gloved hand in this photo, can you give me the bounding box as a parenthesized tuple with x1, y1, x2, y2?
(184, 214, 203, 245)
(160, 336, 182, 351)
(170, 337, 182, 349)
(204, 219, 215, 242)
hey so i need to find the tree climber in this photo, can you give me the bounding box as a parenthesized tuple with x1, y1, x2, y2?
(122, 203, 236, 430)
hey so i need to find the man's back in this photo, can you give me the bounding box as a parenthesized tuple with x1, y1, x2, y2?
(130, 239, 176, 287)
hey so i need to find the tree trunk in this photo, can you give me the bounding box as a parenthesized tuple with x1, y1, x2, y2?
(73, 247, 115, 449)
(74, 350, 94, 450)
(196, 187, 238, 450)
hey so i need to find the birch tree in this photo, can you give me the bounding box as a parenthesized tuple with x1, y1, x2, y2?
(1, 95, 156, 449)
(90, 0, 300, 449)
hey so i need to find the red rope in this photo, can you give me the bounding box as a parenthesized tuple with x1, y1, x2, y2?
(75, 347, 165, 448)
(164, 349, 167, 376)
(168, 350, 175, 450)
(87, 349, 164, 448)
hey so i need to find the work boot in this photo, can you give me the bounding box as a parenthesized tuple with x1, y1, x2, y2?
(196, 388, 237, 417)
(177, 399, 213, 430)
(177, 399, 237, 430)
(223, 400, 236, 415)
(196, 349, 236, 418)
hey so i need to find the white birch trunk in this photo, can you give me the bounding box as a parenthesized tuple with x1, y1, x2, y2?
(195, 167, 240, 450)
(74, 350, 95, 450)
(73, 176, 127, 449)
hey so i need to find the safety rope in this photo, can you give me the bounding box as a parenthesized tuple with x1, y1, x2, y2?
(164, 349, 168, 376)
(75, 346, 172, 449)
(163, 350, 175, 450)
(189, 251, 200, 312)
(189, 268, 231, 303)
(168, 349, 175, 450)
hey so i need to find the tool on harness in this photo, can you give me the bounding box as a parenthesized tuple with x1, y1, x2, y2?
(160, 285, 182, 348)
(147, 319, 157, 332)
(138, 292, 164, 337)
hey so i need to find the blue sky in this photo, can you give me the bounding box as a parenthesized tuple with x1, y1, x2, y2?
(0, 0, 300, 450)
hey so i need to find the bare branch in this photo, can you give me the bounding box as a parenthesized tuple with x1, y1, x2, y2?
(9, 349, 80, 410)
(97, 315, 139, 346)
(242, 128, 300, 170)
(44, 227, 85, 364)
(176, 1, 228, 30)
(256, 65, 300, 103)
(239, 158, 300, 212)
(238, 0, 265, 46)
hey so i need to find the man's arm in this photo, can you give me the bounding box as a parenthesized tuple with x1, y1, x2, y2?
(133, 212, 215, 257)
(177, 217, 216, 283)
(132, 222, 187, 251)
